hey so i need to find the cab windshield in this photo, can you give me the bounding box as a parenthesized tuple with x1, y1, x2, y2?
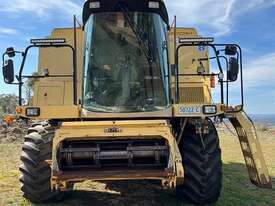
(82, 12, 170, 113)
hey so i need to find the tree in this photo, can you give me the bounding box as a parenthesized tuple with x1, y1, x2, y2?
(0, 106, 3, 118)
(24, 72, 39, 105)
(0, 94, 19, 115)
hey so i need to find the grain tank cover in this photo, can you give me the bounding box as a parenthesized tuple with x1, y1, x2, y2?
(82, 0, 169, 25)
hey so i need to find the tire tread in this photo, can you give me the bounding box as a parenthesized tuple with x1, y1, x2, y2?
(176, 119, 222, 205)
(20, 122, 64, 203)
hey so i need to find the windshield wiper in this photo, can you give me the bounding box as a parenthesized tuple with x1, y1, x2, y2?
(118, 3, 155, 98)
(118, 3, 152, 63)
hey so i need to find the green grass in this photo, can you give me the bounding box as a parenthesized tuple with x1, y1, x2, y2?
(0, 129, 274, 206)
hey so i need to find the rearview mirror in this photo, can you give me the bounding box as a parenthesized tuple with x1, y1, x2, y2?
(6, 47, 16, 58)
(225, 45, 237, 56)
(228, 57, 239, 82)
(2, 59, 15, 84)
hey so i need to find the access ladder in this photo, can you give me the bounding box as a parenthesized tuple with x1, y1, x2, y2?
(228, 111, 272, 189)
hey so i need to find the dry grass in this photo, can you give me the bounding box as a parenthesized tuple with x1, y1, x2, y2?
(217, 128, 275, 206)
(0, 127, 274, 206)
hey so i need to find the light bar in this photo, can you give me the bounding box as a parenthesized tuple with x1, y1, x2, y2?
(30, 38, 66, 45)
(179, 37, 214, 44)
(149, 1, 160, 9)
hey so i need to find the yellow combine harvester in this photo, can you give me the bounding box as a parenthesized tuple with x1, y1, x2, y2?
(1, 0, 272, 204)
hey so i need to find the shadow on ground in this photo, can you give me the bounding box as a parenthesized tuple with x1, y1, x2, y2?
(32, 162, 275, 206)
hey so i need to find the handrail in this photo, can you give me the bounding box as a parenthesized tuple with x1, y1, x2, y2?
(15, 44, 77, 106)
(174, 43, 244, 113)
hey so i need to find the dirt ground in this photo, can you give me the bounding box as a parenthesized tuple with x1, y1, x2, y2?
(0, 124, 274, 206)
(0, 122, 27, 144)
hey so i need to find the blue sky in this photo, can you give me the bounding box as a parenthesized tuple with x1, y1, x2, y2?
(0, 0, 275, 114)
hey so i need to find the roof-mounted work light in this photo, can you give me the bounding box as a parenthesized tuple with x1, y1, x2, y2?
(149, 1, 160, 8)
(89, 1, 100, 9)
(179, 37, 214, 44)
(30, 38, 66, 45)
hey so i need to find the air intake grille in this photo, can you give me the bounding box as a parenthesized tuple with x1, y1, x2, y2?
(179, 87, 205, 103)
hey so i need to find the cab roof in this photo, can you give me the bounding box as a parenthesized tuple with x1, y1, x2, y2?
(82, 0, 169, 25)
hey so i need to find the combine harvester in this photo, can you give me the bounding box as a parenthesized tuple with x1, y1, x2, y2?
(1, 0, 272, 204)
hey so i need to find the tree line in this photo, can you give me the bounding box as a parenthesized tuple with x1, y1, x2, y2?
(0, 94, 19, 116)
(0, 72, 37, 117)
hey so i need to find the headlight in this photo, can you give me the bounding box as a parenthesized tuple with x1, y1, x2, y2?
(26, 107, 40, 117)
(203, 105, 217, 115)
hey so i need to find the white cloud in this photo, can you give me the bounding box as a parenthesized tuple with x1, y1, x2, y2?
(0, 28, 18, 35)
(0, 0, 82, 20)
(164, 0, 236, 36)
(1, 0, 274, 32)
(244, 52, 275, 88)
(164, 0, 275, 36)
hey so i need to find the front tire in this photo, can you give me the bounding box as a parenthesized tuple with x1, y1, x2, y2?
(176, 119, 222, 205)
(19, 123, 65, 203)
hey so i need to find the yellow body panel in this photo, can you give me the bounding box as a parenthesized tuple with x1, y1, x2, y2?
(32, 28, 84, 106)
(167, 28, 212, 105)
(20, 105, 80, 119)
(36, 83, 64, 106)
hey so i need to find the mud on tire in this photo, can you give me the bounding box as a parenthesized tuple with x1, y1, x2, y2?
(176, 118, 222, 205)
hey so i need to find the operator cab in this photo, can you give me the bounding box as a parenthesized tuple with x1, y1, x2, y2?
(82, 0, 170, 113)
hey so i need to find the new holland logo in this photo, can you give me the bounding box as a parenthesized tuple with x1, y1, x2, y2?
(104, 127, 122, 133)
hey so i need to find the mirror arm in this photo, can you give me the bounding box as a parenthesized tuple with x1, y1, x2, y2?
(18, 46, 32, 106)
(7, 82, 20, 85)
(15, 51, 23, 54)
(15, 75, 20, 82)
(218, 55, 229, 106)
(217, 55, 229, 72)
(236, 51, 240, 64)
(236, 45, 244, 110)
(212, 49, 224, 75)
(210, 45, 224, 104)
(2, 53, 6, 67)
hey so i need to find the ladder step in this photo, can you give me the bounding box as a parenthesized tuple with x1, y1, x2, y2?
(238, 134, 253, 143)
(246, 165, 257, 173)
(242, 150, 254, 159)
(229, 112, 272, 189)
